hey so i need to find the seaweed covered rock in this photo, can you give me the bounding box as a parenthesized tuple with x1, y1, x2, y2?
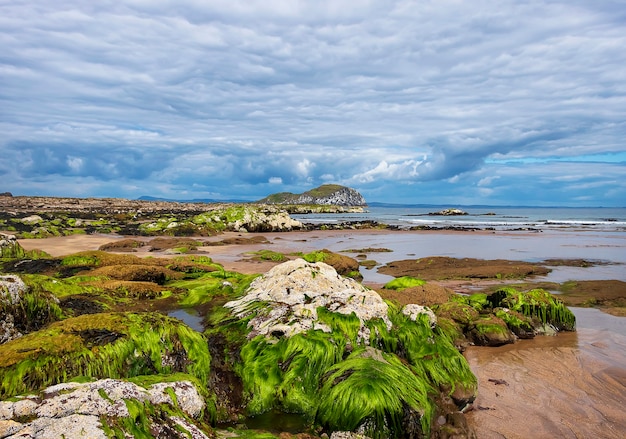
(0, 312, 211, 400)
(468, 315, 515, 347)
(190, 205, 303, 233)
(434, 288, 575, 348)
(224, 258, 392, 340)
(487, 287, 576, 332)
(0, 378, 209, 438)
(215, 259, 477, 438)
(0, 274, 62, 345)
(0, 234, 25, 259)
(302, 249, 362, 280)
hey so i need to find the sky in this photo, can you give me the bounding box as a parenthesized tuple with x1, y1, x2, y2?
(1, 0, 625, 206)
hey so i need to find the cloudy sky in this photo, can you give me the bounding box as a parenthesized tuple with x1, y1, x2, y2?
(2, 0, 625, 206)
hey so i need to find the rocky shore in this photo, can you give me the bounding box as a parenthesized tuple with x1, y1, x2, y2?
(1, 196, 623, 438)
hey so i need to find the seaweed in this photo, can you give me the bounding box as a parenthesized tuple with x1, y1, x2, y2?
(316, 349, 433, 438)
(383, 276, 426, 291)
(0, 312, 212, 403)
(490, 287, 576, 331)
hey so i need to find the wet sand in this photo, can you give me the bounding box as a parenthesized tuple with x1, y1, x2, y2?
(465, 319, 626, 439)
(16, 229, 626, 438)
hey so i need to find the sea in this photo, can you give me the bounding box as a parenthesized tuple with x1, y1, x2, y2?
(292, 205, 626, 233)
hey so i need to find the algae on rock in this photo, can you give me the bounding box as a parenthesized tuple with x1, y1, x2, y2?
(212, 259, 477, 438)
(0, 312, 211, 404)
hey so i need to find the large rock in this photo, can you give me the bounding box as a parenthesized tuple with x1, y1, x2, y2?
(190, 205, 303, 233)
(224, 259, 392, 341)
(216, 259, 477, 436)
(0, 378, 208, 439)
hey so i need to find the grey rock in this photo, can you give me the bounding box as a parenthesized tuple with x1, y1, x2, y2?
(225, 259, 391, 341)
(0, 379, 209, 439)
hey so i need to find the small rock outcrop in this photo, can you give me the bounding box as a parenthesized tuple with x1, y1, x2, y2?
(258, 184, 367, 206)
(0, 234, 25, 259)
(0, 378, 208, 439)
(429, 208, 468, 216)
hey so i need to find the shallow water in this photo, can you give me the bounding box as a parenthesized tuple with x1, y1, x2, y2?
(265, 229, 626, 284)
(168, 308, 204, 332)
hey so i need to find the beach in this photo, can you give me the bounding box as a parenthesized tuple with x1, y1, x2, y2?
(16, 227, 626, 438)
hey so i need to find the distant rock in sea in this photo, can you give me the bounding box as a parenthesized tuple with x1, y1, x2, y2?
(258, 184, 367, 206)
(429, 208, 468, 216)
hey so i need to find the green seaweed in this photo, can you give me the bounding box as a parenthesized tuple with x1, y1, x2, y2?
(316, 349, 433, 438)
(0, 312, 212, 401)
(248, 250, 287, 262)
(175, 271, 259, 307)
(490, 287, 576, 331)
(383, 276, 426, 291)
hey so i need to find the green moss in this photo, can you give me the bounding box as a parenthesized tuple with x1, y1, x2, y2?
(0, 312, 211, 399)
(383, 276, 426, 291)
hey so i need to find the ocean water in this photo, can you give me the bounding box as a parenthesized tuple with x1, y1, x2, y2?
(292, 206, 626, 232)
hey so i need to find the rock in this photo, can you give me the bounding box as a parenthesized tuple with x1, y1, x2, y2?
(402, 304, 437, 328)
(20, 215, 43, 225)
(0, 379, 209, 439)
(429, 208, 468, 216)
(224, 259, 392, 341)
(0, 234, 25, 259)
(191, 206, 303, 233)
(0, 275, 29, 344)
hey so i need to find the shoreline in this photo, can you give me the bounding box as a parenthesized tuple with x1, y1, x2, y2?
(12, 229, 626, 438)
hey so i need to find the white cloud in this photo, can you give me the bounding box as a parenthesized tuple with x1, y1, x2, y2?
(268, 176, 282, 184)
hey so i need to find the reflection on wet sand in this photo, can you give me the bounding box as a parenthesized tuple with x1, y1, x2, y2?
(465, 308, 626, 438)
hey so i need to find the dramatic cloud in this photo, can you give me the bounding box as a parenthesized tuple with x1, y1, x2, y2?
(1, 0, 624, 205)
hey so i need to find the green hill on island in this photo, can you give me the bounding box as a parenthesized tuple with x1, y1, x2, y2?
(258, 184, 367, 206)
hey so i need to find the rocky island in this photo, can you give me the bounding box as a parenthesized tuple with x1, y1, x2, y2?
(258, 184, 367, 213)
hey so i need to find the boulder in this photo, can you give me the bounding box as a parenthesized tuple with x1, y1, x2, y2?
(215, 259, 478, 435)
(224, 259, 392, 341)
(0, 378, 208, 439)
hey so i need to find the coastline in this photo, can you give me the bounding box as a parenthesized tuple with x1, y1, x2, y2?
(13, 228, 626, 438)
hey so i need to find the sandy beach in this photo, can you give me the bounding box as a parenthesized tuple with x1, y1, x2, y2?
(16, 228, 626, 438)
